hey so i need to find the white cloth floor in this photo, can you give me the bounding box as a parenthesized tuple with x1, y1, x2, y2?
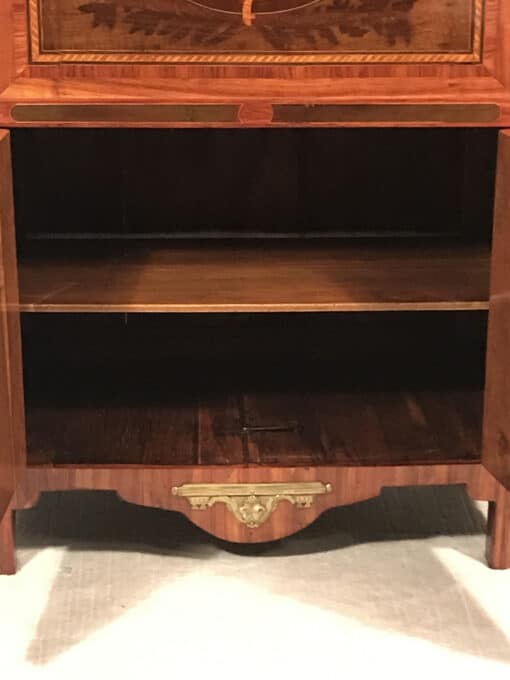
(1, 486, 509, 679)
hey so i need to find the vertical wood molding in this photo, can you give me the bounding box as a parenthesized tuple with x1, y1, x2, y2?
(483, 130, 510, 491)
(0, 4, 13, 94)
(0, 507, 15, 575)
(486, 484, 510, 568)
(0, 130, 24, 521)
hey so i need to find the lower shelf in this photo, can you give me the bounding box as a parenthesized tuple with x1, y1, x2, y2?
(27, 384, 482, 468)
(23, 310, 486, 470)
(20, 333, 493, 545)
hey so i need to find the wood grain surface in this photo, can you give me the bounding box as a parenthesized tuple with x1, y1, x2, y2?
(12, 128, 496, 243)
(17, 462, 501, 547)
(18, 240, 490, 312)
(22, 303, 485, 464)
(25, 387, 484, 467)
(487, 485, 510, 568)
(0, 506, 15, 575)
(0, 130, 24, 575)
(17, 306, 499, 557)
(0, 131, 25, 520)
(2, 0, 510, 126)
(33, 0, 481, 63)
(483, 130, 510, 491)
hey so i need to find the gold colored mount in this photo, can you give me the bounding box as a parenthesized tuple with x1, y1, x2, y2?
(172, 482, 332, 528)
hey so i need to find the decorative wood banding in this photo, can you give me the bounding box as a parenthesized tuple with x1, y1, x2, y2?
(238, 103, 274, 124)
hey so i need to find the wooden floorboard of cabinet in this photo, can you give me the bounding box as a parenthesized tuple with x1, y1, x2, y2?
(25, 387, 483, 468)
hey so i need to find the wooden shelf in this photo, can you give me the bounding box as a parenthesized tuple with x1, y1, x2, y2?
(18, 240, 490, 313)
(25, 355, 483, 468)
(26, 388, 482, 468)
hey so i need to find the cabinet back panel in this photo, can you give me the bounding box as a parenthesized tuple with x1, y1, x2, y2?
(22, 312, 487, 389)
(11, 128, 497, 241)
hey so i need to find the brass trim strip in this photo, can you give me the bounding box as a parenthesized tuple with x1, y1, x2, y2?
(172, 481, 332, 528)
(272, 104, 500, 123)
(11, 104, 239, 123)
(11, 103, 500, 124)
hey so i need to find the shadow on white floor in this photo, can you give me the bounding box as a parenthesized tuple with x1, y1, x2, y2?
(1, 486, 509, 677)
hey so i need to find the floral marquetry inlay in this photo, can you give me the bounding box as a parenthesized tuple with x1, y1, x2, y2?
(30, 0, 483, 63)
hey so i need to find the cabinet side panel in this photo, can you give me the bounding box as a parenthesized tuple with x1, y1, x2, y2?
(483, 130, 510, 490)
(0, 131, 25, 515)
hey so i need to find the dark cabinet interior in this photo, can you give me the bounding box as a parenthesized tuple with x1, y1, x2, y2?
(9, 128, 497, 473)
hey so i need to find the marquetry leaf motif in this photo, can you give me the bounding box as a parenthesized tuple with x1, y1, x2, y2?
(34, 0, 479, 57)
(76, 0, 416, 49)
(79, 3, 117, 28)
(80, 1, 239, 45)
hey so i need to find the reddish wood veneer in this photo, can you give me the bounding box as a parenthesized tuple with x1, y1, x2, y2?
(487, 486, 510, 568)
(0, 97, 508, 573)
(0, 0, 510, 126)
(483, 130, 510, 491)
(0, 507, 15, 575)
(18, 241, 491, 313)
(17, 463, 500, 545)
(0, 131, 25, 522)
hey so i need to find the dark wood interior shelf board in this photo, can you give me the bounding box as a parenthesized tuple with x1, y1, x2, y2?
(25, 459, 484, 471)
(18, 240, 491, 313)
(25, 388, 483, 468)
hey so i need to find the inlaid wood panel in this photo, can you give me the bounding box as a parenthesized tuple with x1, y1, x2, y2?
(2, 0, 510, 125)
(31, 0, 482, 64)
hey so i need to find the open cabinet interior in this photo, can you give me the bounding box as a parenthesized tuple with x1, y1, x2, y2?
(10, 127, 499, 471)
(4, 0, 510, 574)
(23, 312, 486, 467)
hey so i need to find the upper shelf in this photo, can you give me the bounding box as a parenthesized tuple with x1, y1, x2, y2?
(18, 240, 490, 313)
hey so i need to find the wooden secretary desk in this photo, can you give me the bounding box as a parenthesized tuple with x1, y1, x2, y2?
(0, 0, 510, 574)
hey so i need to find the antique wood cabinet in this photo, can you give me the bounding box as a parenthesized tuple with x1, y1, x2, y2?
(0, 0, 510, 125)
(0, 0, 510, 574)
